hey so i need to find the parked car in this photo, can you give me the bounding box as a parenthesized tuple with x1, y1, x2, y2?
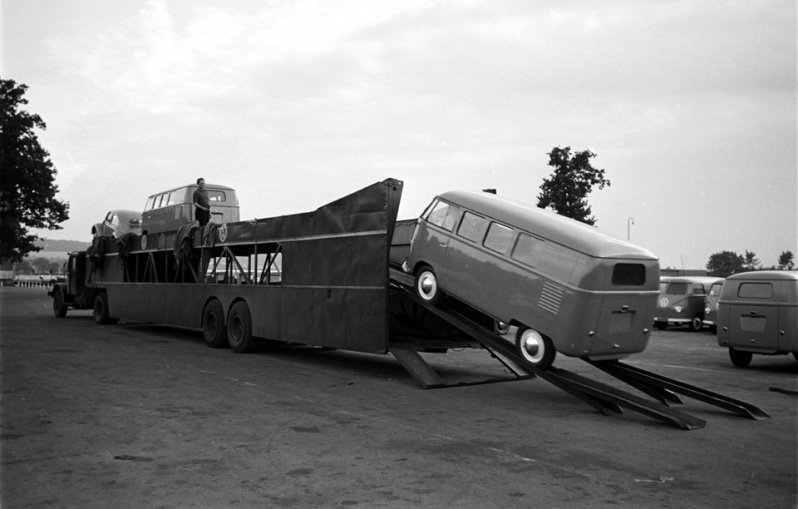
(142, 183, 239, 235)
(404, 190, 659, 370)
(653, 276, 723, 331)
(703, 279, 725, 333)
(717, 270, 798, 367)
(91, 210, 142, 239)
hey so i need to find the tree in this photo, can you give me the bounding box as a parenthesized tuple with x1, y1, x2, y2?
(706, 251, 744, 277)
(537, 146, 610, 225)
(0, 79, 69, 263)
(742, 250, 760, 271)
(778, 250, 795, 270)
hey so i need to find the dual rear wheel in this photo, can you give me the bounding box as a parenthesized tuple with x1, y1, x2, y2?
(202, 300, 255, 353)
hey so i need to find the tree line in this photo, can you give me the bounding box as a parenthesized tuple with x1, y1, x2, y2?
(706, 250, 795, 277)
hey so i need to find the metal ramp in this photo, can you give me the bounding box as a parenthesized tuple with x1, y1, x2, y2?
(388, 270, 769, 430)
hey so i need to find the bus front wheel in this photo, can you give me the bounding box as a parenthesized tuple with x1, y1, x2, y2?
(515, 326, 556, 370)
(414, 266, 442, 307)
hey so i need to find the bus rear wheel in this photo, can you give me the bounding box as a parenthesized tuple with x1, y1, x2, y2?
(227, 301, 254, 353)
(728, 347, 752, 368)
(515, 326, 556, 370)
(202, 299, 228, 348)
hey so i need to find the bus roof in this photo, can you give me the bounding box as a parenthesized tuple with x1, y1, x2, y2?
(437, 190, 657, 260)
(145, 183, 236, 198)
(726, 270, 798, 281)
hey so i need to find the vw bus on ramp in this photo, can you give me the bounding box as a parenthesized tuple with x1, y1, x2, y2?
(403, 190, 660, 370)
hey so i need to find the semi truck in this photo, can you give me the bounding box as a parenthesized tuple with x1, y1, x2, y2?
(49, 178, 768, 429)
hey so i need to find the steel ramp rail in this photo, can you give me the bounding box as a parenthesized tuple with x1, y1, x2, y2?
(587, 360, 770, 420)
(388, 276, 708, 429)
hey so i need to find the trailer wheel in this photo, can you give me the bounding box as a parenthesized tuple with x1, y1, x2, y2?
(689, 315, 703, 332)
(515, 326, 556, 370)
(227, 301, 254, 353)
(52, 288, 68, 318)
(728, 347, 752, 368)
(202, 300, 228, 348)
(93, 293, 118, 325)
(415, 266, 442, 306)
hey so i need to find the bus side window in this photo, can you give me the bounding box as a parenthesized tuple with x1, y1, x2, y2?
(457, 211, 487, 243)
(511, 232, 544, 268)
(484, 222, 515, 254)
(426, 200, 460, 232)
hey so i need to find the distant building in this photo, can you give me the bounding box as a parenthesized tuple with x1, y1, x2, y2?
(660, 268, 708, 277)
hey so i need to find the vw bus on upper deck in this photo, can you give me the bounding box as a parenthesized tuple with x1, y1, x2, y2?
(717, 270, 798, 367)
(142, 183, 239, 235)
(403, 190, 660, 370)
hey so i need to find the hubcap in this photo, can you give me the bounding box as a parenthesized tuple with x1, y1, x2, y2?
(520, 330, 545, 364)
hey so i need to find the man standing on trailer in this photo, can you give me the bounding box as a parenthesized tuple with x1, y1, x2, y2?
(193, 177, 210, 226)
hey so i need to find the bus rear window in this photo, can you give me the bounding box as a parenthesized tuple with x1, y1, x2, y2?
(738, 282, 773, 299)
(612, 263, 646, 286)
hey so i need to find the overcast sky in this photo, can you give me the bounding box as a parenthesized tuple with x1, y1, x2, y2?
(3, 0, 796, 269)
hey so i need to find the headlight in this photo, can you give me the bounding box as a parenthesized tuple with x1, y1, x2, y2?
(705, 305, 711, 315)
(673, 306, 683, 313)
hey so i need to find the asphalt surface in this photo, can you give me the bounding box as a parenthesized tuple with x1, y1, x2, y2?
(1, 287, 796, 508)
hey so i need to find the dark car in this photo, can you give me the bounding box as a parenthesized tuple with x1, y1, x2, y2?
(92, 210, 142, 239)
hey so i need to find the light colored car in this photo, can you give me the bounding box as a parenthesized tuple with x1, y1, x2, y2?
(91, 210, 143, 238)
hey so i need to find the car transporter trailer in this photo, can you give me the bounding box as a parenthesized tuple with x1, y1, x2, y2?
(50, 178, 768, 430)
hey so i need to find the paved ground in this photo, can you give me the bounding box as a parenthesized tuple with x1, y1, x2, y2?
(1, 287, 796, 508)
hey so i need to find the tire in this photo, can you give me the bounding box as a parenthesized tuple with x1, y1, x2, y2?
(729, 347, 753, 368)
(654, 321, 667, 330)
(52, 288, 68, 318)
(202, 299, 228, 348)
(414, 266, 442, 306)
(515, 326, 556, 370)
(689, 315, 703, 332)
(227, 301, 254, 353)
(93, 293, 118, 325)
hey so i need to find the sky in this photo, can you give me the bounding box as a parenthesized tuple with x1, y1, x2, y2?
(2, 0, 796, 269)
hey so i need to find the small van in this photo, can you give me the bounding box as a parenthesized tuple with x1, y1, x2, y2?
(717, 271, 798, 367)
(653, 276, 723, 331)
(702, 279, 724, 333)
(142, 183, 239, 235)
(404, 190, 660, 370)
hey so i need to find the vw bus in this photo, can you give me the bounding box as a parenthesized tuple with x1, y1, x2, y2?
(717, 271, 798, 367)
(702, 279, 724, 333)
(404, 190, 660, 370)
(653, 276, 723, 331)
(142, 183, 239, 235)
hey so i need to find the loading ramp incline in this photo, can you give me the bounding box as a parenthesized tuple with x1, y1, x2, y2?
(387, 268, 769, 430)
